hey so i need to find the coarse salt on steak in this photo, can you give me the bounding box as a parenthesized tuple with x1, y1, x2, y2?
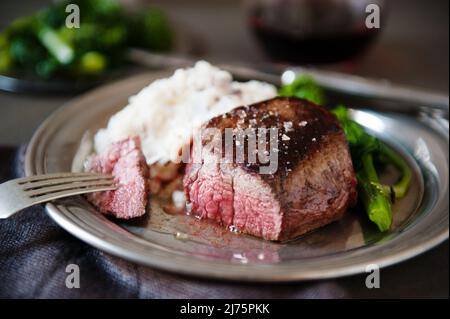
(183, 97, 357, 241)
(85, 137, 148, 219)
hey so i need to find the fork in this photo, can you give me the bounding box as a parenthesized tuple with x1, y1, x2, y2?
(0, 172, 116, 219)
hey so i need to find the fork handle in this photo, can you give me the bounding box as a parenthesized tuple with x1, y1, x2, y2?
(0, 187, 31, 219)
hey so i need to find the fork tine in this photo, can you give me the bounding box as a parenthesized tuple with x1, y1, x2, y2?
(30, 185, 118, 204)
(15, 172, 111, 185)
(27, 180, 116, 197)
(21, 175, 114, 191)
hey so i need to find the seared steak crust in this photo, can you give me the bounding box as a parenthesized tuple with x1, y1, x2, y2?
(184, 97, 357, 241)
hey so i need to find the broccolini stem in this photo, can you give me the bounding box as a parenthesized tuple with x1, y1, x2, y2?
(379, 144, 412, 199)
(358, 153, 393, 232)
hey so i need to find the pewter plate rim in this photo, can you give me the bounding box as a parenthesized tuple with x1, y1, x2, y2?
(24, 69, 449, 282)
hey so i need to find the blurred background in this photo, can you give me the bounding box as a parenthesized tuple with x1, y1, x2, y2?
(0, 0, 448, 144)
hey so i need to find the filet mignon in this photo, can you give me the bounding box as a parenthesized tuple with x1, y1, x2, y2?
(85, 137, 149, 219)
(183, 97, 357, 241)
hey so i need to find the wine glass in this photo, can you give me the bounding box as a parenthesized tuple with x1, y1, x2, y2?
(245, 0, 386, 65)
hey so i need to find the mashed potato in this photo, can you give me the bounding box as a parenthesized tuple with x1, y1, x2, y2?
(94, 61, 277, 164)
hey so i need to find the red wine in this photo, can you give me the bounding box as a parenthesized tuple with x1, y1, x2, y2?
(247, 1, 381, 65)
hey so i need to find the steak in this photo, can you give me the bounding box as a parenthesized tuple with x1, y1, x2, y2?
(85, 137, 149, 219)
(183, 97, 357, 241)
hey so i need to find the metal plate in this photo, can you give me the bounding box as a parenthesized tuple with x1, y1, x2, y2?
(25, 70, 449, 282)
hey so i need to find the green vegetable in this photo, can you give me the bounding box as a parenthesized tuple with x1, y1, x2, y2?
(10, 35, 47, 67)
(128, 8, 173, 51)
(332, 105, 394, 231)
(278, 75, 326, 105)
(378, 145, 412, 199)
(358, 154, 393, 231)
(0, 0, 173, 79)
(35, 56, 59, 78)
(0, 49, 12, 73)
(333, 105, 412, 201)
(0, 33, 11, 73)
(37, 26, 74, 64)
(79, 51, 107, 75)
(279, 76, 412, 232)
(99, 26, 127, 49)
(333, 105, 413, 231)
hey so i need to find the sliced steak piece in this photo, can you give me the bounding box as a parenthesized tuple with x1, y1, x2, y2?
(184, 97, 357, 241)
(85, 137, 149, 219)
